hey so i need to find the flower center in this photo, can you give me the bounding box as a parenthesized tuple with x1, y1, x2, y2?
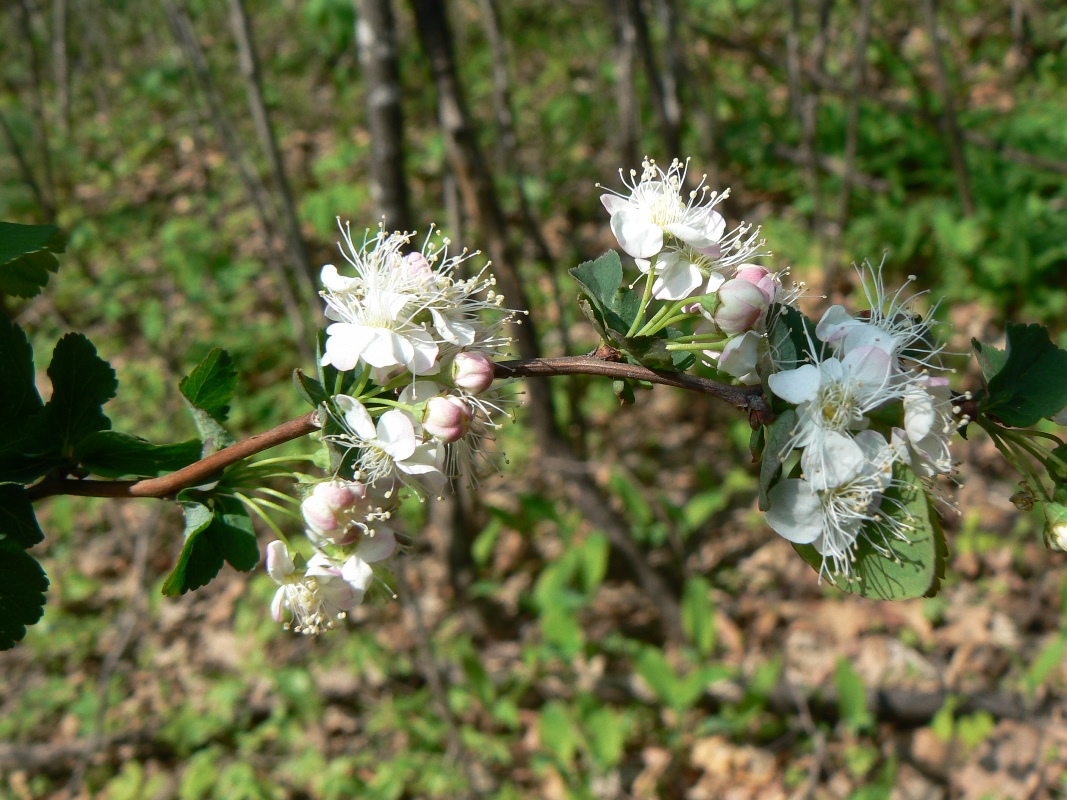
(812, 381, 859, 431)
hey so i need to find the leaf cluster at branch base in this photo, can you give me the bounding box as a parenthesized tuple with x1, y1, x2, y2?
(973, 323, 1067, 428)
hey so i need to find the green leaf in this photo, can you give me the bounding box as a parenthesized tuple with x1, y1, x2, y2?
(538, 702, 578, 765)
(44, 333, 118, 453)
(583, 707, 626, 768)
(0, 484, 44, 548)
(179, 348, 238, 422)
(0, 221, 65, 299)
(73, 431, 201, 478)
(981, 324, 1067, 427)
(569, 251, 641, 335)
(834, 658, 874, 731)
(681, 576, 716, 656)
(971, 338, 1007, 383)
(0, 316, 42, 423)
(161, 496, 259, 596)
(578, 533, 609, 593)
(758, 409, 796, 511)
(793, 465, 947, 600)
(293, 369, 328, 408)
(766, 304, 817, 377)
(0, 537, 49, 650)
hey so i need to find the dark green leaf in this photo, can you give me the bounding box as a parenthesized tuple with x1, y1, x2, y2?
(569, 251, 641, 335)
(73, 431, 201, 478)
(179, 348, 237, 422)
(793, 464, 946, 600)
(612, 379, 635, 405)
(0, 316, 42, 423)
(161, 496, 259, 596)
(971, 338, 1007, 384)
(44, 333, 117, 453)
(293, 369, 327, 408)
(0, 537, 49, 650)
(766, 304, 818, 378)
(982, 324, 1067, 427)
(0, 222, 65, 299)
(758, 409, 796, 511)
(0, 485, 43, 548)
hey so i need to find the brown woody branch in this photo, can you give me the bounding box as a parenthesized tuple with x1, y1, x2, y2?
(25, 358, 768, 502)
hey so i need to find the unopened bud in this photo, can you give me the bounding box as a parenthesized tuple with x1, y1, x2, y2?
(423, 395, 473, 443)
(451, 351, 495, 394)
(1043, 501, 1067, 552)
(714, 277, 771, 336)
(302, 479, 369, 538)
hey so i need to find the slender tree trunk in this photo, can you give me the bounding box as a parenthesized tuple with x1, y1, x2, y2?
(652, 0, 684, 159)
(161, 0, 313, 359)
(408, 0, 685, 642)
(0, 108, 55, 222)
(52, 0, 71, 137)
(627, 0, 681, 159)
(606, 0, 640, 169)
(14, 0, 57, 216)
(354, 0, 412, 232)
(920, 0, 974, 216)
(227, 0, 318, 308)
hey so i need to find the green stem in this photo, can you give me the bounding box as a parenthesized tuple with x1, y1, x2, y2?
(984, 425, 1051, 502)
(233, 491, 291, 544)
(626, 262, 658, 338)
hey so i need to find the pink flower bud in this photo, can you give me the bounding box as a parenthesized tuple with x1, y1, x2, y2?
(403, 251, 434, 284)
(301, 479, 368, 538)
(732, 264, 778, 304)
(423, 395, 473, 443)
(451, 351, 495, 394)
(714, 278, 771, 336)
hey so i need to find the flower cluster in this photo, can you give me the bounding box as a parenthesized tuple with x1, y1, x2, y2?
(599, 157, 793, 384)
(267, 223, 516, 632)
(763, 265, 956, 579)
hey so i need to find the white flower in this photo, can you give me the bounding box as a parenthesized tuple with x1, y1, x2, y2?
(815, 260, 944, 372)
(327, 395, 446, 496)
(266, 541, 361, 634)
(600, 158, 727, 260)
(891, 377, 956, 478)
(768, 344, 914, 489)
(766, 431, 908, 579)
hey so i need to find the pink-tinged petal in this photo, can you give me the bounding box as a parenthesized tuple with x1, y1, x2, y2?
(718, 331, 761, 381)
(266, 541, 294, 582)
(767, 363, 821, 405)
(600, 194, 630, 215)
(341, 556, 375, 593)
(376, 410, 417, 461)
(766, 479, 823, 544)
(840, 324, 899, 358)
(323, 324, 375, 371)
(801, 431, 865, 490)
(271, 587, 286, 622)
(814, 305, 855, 344)
(335, 394, 377, 440)
(302, 495, 339, 534)
(843, 345, 893, 392)
(611, 208, 663, 259)
(358, 528, 397, 563)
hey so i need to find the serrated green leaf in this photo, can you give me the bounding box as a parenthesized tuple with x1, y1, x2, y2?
(73, 431, 201, 478)
(569, 251, 641, 335)
(179, 348, 237, 422)
(758, 409, 796, 511)
(44, 333, 117, 453)
(0, 537, 49, 650)
(161, 496, 259, 596)
(293, 369, 328, 408)
(0, 316, 42, 424)
(982, 324, 1067, 427)
(0, 222, 65, 299)
(971, 338, 1007, 384)
(793, 465, 946, 600)
(0, 484, 44, 548)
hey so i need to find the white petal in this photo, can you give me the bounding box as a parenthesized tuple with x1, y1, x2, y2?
(843, 345, 893, 395)
(767, 364, 821, 405)
(611, 207, 664, 259)
(335, 394, 377, 440)
(766, 479, 823, 544)
(359, 329, 411, 369)
(340, 556, 375, 592)
(357, 528, 397, 563)
(321, 264, 357, 293)
(406, 329, 440, 374)
(600, 194, 630, 215)
(271, 587, 286, 622)
(801, 430, 865, 490)
(430, 309, 476, 346)
(266, 541, 294, 582)
(814, 305, 855, 344)
(718, 331, 761, 380)
(399, 381, 444, 405)
(841, 323, 900, 357)
(652, 258, 704, 300)
(903, 389, 936, 442)
(376, 410, 417, 461)
(323, 324, 375, 372)
(704, 272, 727, 293)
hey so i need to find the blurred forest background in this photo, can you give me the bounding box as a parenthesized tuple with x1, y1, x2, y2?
(3, 0, 1067, 797)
